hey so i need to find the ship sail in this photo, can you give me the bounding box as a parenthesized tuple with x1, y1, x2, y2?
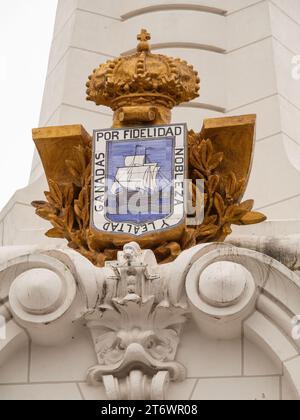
(111, 150, 160, 195)
(125, 155, 145, 167)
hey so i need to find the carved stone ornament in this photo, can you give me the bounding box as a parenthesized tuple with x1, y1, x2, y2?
(32, 30, 266, 267)
(84, 243, 187, 399)
(2, 241, 300, 400)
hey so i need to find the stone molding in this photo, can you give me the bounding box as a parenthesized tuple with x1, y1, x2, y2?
(0, 242, 299, 400)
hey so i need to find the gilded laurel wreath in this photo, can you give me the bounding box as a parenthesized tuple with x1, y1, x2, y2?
(32, 131, 266, 267)
(183, 131, 266, 247)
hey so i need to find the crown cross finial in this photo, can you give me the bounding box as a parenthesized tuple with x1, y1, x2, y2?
(86, 28, 200, 110)
(137, 29, 151, 42)
(137, 29, 151, 52)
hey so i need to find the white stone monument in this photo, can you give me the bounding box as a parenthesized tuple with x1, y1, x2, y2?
(0, 0, 300, 401)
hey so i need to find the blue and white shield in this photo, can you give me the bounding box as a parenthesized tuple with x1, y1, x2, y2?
(92, 124, 186, 237)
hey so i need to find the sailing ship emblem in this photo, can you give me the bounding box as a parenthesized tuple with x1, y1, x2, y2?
(92, 124, 186, 236)
(111, 146, 160, 195)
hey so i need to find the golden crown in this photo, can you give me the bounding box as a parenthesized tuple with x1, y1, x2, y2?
(86, 29, 200, 111)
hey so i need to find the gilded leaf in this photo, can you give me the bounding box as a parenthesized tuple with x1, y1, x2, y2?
(204, 215, 218, 225)
(189, 149, 204, 172)
(66, 160, 81, 185)
(208, 152, 223, 171)
(104, 249, 118, 261)
(74, 203, 82, 219)
(49, 215, 66, 229)
(205, 139, 213, 161)
(68, 241, 79, 250)
(63, 184, 74, 206)
(181, 228, 197, 249)
(74, 187, 90, 228)
(188, 130, 197, 147)
(214, 192, 225, 218)
(207, 175, 219, 195)
(196, 224, 219, 239)
(154, 242, 181, 261)
(83, 162, 92, 185)
(222, 224, 232, 236)
(46, 228, 65, 239)
(36, 207, 54, 220)
(239, 199, 254, 212)
(191, 183, 205, 208)
(234, 179, 246, 201)
(44, 191, 55, 206)
(225, 204, 248, 223)
(65, 205, 75, 231)
(200, 140, 210, 170)
(75, 145, 87, 169)
(192, 169, 204, 180)
(239, 211, 267, 225)
(225, 172, 237, 198)
(48, 180, 63, 207)
(31, 200, 47, 208)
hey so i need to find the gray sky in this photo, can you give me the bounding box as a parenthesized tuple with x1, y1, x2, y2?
(0, 0, 58, 211)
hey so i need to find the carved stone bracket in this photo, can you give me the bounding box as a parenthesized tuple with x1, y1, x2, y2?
(83, 242, 187, 400)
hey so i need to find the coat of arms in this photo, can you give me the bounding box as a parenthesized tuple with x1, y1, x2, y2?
(32, 29, 266, 266)
(92, 124, 186, 235)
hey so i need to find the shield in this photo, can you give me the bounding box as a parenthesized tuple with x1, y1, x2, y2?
(92, 124, 187, 237)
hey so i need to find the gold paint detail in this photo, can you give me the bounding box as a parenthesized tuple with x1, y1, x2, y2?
(137, 28, 151, 52)
(32, 116, 266, 267)
(32, 31, 266, 266)
(86, 29, 200, 126)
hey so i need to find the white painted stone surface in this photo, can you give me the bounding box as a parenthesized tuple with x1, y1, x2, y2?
(198, 262, 250, 307)
(0, 243, 299, 400)
(243, 338, 282, 376)
(77, 378, 199, 401)
(78, 382, 108, 401)
(244, 312, 298, 370)
(282, 375, 299, 401)
(272, 0, 300, 26)
(232, 219, 300, 236)
(0, 383, 82, 400)
(0, 344, 29, 384)
(191, 377, 281, 400)
(0, 321, 28, 367)
(12, 269, 64, 315)
(0, 223, 3, 247)
(227, 95, 281, 141)
(176, 320, 242, 378)
(284, 356, 300, 398)
(29, 328, 97, 383)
